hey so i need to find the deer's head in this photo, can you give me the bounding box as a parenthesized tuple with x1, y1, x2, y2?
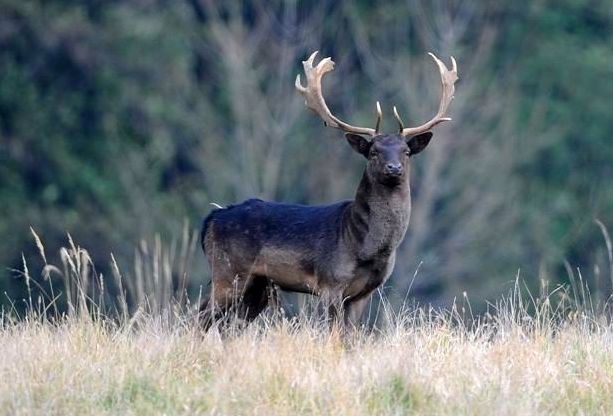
(345, 132, 432, 186)
(295, 51, 458, 186)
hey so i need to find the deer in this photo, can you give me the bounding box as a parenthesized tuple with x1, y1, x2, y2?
(199, 51, 458, 332)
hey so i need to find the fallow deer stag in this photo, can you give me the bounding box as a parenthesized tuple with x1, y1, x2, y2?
(199, 51, 458, 331)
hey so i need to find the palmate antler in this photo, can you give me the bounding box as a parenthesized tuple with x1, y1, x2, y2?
(394, 53, 458, 137)
(295, 51, 382, 137)
(296, 51, 458, 138)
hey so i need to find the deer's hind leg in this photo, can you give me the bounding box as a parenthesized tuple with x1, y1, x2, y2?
(200, 272, 273, 333)
(199, 271, 246, 332)
(236, 274, 273, 322)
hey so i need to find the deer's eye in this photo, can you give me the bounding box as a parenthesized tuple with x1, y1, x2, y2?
(404, 150, 410, 156)
(370, 151, 378, 159)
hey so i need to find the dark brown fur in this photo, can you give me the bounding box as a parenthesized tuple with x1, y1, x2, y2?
(199, 132, 433, 331)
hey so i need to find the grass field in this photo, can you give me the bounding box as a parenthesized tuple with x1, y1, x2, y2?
(1, 233, 613, 415)
(2, 298, 613, 415)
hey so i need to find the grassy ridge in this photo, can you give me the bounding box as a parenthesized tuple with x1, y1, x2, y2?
(1, 310, 612, 415)
(1, 233, 612, 415)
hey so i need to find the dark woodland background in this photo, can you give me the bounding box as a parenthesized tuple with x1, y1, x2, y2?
(1, 0, 613, 313)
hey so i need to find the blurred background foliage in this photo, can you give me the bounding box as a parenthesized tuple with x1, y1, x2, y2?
(1, 0, 613, 313)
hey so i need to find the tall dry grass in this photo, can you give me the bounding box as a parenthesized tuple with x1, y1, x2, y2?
(1, 231, 613, 415)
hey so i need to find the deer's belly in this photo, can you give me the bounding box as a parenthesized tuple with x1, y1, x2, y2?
(251, 247, 319, 294)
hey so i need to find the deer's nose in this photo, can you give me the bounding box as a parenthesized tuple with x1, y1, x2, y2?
(385, 163, 403, 176)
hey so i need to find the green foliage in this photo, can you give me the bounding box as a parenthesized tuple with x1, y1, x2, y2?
(1, 0, 612, 310)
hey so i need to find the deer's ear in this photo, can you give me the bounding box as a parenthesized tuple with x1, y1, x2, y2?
(406, 132, 433, 156)
(346, 133, 371, 158)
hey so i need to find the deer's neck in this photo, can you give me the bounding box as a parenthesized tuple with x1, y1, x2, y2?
(343, 172, 411, 261)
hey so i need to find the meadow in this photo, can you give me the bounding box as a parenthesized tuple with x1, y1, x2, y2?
(3, 2, 613, 415)
(1, 232, 612, 415)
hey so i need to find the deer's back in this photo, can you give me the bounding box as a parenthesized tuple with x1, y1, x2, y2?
(201, 199, 351, 292)
(203, 198, 350, 244)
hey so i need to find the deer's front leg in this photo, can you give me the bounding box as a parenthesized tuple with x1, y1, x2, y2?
(344, 296, 370, 329)
(320, 289, 345, 330)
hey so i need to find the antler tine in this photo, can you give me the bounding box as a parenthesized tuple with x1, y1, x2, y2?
(400, 53, 459, 137)
(374, 101, 382, 134)
(393, 106, 404, 132)
(295, 51, 378, 137)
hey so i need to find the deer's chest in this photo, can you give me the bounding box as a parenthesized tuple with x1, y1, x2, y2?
(358, 206, 408, 260)
(343, 251, 396, 300)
